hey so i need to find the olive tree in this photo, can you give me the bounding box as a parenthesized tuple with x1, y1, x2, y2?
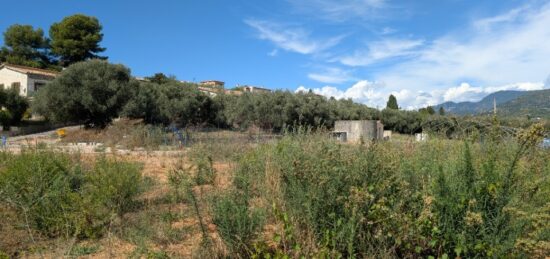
(122, 80, 217, 127)
(33, 60, 135, 127)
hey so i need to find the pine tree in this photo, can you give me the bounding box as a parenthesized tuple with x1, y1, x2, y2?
(386, 94, 399, 110)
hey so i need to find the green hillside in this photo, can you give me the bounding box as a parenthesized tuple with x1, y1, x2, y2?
(434, 90, 527, 115)
(434, 89, 550, 119)
(498, 89, 550, 119)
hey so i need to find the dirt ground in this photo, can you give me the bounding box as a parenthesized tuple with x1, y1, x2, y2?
(0, 125, 244, 258)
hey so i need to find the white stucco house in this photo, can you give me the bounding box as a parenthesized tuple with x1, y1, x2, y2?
(0, 63, 58, 97)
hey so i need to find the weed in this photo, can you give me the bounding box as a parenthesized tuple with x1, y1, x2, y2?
(69, 244, 101, 256)
(204, 126, 550, 258)
(212, 191, 265, 257)
(0, 151, 144, 239)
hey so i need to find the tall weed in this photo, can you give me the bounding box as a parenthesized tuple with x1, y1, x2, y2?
(0, 151, 144, 239)
(208, 125, 549, 258)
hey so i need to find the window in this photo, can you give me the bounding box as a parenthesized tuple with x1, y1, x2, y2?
(11, 82, 20, 93)
(34, 82, 46, 91)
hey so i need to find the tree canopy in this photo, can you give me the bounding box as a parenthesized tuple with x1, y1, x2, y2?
(386, 94, 399, 110)
(122, 79, 217, 126)
(33, 60, 134, 127)
(49, 14, 106, 66)
(0, 24, 50, 68)
(419, 106, 436, 115)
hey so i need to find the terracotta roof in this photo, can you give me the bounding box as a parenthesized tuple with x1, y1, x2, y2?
(0, 63, 59, 78)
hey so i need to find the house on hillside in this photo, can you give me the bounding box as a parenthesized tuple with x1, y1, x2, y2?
(240, 85, 272, 93)
(198, 86, 223, 97)
(332, 120, 384, 143)
(0, 64, 58, 97)
(199, 80, 225, 88)
(198, 80, 226, 97)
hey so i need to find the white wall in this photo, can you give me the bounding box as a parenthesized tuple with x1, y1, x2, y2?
(0, 67, 28, 96)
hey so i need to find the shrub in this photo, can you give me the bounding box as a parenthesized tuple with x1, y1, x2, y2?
(0, 151, 144, 238)
(0, 88, 29, 130)
(208, 125, 550, 258)
(193, 155, 215, 185)
(212, 191, 265, 256)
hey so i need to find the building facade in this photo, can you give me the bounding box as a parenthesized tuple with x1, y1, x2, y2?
(333, 120, 384, 143)
(0, 64, 58, 97)
(199, 80, 225, 88)
(241, 85, 272, 93)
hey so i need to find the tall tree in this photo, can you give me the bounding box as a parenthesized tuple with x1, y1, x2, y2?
(0, 24, 50, 68)
(49, 14, 106, 66)
(386, 94, 399, 110)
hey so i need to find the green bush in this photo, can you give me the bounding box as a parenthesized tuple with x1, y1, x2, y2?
(0, 151, 144, 238)
(210, 125, 549, 258)
(0, 88, 29, 130)
(212, 191, 265, 256)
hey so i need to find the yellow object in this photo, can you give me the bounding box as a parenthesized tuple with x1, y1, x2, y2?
(56, 129, 66, 138)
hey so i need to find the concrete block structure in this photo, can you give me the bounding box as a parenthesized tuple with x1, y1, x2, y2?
(333, 120, 384, 143)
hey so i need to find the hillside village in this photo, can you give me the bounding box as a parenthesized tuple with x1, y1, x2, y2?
(0, 63, 272, 98)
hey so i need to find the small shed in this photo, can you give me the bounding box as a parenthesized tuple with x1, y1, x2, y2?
(332, 120, 384, 143)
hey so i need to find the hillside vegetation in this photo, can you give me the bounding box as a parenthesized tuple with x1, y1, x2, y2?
(434, 90, 527, 115)
(499, 89, 550, 119)
(435, 89, 550, 119)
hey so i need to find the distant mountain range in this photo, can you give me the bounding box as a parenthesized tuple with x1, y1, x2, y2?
(434, 89, 550, 118)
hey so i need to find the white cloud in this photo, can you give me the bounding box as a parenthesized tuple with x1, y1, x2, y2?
(307, 67, 355, 84)
(268, 49, 279, 57)
(442, 83, 484, 103)
(296, 81, 546, 110)
(245, 19, 344, 55)
(380, 27, 396, 35)
(292, 2, 550, 108)
(338, 38, 424, 66)
(296, 80, 387, 107)
(371, 2, 550, 93)
(474, 5, 529, 31)
(287, 0, 387, 22)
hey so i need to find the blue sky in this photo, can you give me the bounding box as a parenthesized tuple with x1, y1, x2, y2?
(2, 0, 550, 108)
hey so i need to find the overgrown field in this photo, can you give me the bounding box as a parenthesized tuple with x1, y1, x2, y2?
(0, 125, 549, 258)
